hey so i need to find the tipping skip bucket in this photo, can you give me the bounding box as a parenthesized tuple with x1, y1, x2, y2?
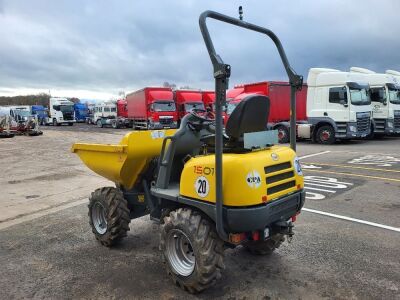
(71, 129, 177, 189)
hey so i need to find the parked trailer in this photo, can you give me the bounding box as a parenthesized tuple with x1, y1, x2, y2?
(74, 103, 89, 123)
(126, 87, 178, 129)
(44, 98, 75, 126)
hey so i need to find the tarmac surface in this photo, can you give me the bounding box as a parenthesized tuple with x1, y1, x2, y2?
(1, 123, 399, 299)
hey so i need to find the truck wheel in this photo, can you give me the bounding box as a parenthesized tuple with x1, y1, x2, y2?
(111, 120, 119, 129)
(316, 125, 335, 144)
(96, 119, 103, 128)
(53, 118, 58, 126)
(160, 208, 225, 294)
(88, 187, 130, 247)
(276, 125, 289, 143)
(243, 233, 285, 255)
(68, 122, 73, 126)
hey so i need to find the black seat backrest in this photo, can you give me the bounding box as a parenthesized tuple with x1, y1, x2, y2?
(225, 94, 270, 139)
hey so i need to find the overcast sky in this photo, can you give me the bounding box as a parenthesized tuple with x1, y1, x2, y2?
(1, 0, 399, 99)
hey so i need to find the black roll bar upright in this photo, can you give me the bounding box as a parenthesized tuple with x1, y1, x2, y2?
(199, 10, 303, 242)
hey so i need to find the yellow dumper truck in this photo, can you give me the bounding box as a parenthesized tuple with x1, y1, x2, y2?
(72, 9, 305, 293)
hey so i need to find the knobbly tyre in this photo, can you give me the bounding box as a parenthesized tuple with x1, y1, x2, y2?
(72, 9, 305, 293)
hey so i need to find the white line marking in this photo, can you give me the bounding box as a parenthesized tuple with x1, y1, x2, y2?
(302, 208, 400, 233)
(299, 151, 331, 160)
(0, 198, 87, 231)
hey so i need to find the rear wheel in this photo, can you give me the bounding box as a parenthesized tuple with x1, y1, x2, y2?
(316, 125, 335, 144)
(160, 208, 224, 293)
(88, 187, 130, 247)
(243, 233, 285, 255)
(276, 125, 289, 143)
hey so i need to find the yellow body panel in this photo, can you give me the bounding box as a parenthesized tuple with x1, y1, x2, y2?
(180, 146, 304, 207)
(71, 130, 177, 189)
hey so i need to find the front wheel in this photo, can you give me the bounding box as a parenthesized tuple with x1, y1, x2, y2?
(96, 119, 103, 128)
(52, 119, 58, 126)
(316, 125, 335, 144)
(68, 122, 73, 126)
(243, 233, 285, 255)
(88, 187, 130, 247)
(160, 208, 225, 294)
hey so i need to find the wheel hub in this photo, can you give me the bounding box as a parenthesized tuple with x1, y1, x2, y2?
(321, 130, 330, 141)
(91, 202, 107, 235)
(166, 229, 195, 277)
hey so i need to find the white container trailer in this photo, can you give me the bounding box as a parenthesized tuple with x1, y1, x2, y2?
(350, 67, 400, 136)
(297, 68, 372, 144)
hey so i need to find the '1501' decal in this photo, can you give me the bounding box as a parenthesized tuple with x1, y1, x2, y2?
(194, 166, 215, 176)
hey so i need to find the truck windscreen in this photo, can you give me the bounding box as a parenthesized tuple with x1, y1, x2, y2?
(60, 105, 74, 112)
(369, 87, 386, 103)
(350, 88, 370, 106)
(154, 101, 176, 112)
(388, 88, 400, 104)
(184, 102, 205, 112)
(226, 102, 238, 115)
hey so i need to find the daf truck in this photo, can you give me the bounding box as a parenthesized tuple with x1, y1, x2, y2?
(174, 90, 205, 121)
(45, 97, 75, 126)
(386, 70, 400, 133)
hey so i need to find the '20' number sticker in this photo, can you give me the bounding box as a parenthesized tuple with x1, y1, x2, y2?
(195, 176, 210, 198)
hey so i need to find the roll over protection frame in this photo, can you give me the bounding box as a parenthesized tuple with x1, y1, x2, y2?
(199, 10, 303, 241)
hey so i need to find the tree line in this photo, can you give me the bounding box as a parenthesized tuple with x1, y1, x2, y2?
(0, 93, 80, 107)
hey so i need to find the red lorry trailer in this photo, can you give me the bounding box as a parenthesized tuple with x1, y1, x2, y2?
(126, 87, 178, 129)
(174, 90, 205, 123)
(226, 81, 307, 142)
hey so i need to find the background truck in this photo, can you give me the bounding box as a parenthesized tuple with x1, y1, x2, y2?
(92, 101, 118, 128)
(202, 90, 215, 111)
(45, 97, 75, 126)
(226, 68, 372, 144)
(350, 67, 400, 137)
(174, 90, 205, 122)
(73, 103, 89, 123)
(126, 87, 178, 129)
(386, 70, 400, 134)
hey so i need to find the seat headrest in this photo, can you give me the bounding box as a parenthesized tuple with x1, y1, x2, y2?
(225, 94, 270, 139)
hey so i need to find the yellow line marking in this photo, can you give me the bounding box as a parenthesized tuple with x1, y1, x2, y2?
(304, 169, 400, 182)
(305, 162, 400, 173)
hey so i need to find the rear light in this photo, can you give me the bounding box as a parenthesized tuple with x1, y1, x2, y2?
(229, 233, 246, 244)
(252, 231, 260, 241)
(262, 195, 268, 203)
(297, 184, 301, 190)
(291, 211, 301, 222)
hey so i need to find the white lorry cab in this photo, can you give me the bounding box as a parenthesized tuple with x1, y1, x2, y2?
(46, 97, 75, 126)
(299, 68, 372, 144)
(93, 101, 117, 128)
(385, 70, 400, 133)
(350, 67, 400, 136)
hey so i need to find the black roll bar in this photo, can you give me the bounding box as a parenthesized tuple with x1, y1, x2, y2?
(199, 10, 303, 242)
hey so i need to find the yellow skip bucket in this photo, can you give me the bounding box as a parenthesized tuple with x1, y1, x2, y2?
(71, 129, 176, 189)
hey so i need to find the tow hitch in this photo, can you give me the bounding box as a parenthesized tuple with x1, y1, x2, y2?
(273, 220, 294, 242)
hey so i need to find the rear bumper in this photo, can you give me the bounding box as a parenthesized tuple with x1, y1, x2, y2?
(224, 190, 305, 233)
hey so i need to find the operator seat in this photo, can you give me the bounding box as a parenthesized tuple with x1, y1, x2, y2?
(207, 94, 270, 152)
